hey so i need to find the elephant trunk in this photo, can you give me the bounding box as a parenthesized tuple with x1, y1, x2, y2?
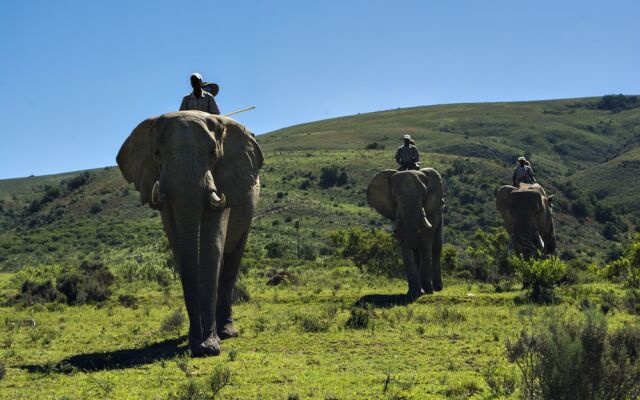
(398, 203, 421, 250)
(173, 203, 203, 342)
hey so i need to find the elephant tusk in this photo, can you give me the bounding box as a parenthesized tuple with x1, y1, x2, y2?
(537, 234, 545, 249)
(151, 181, 161, 205)
(421, 217, 432, 230)
(209, 191, 227, 209)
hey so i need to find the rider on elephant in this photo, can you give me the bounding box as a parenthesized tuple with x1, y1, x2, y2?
(180, 73, 220, 115)
(395, 135, 420, 171)
(512, 156, 536, 187)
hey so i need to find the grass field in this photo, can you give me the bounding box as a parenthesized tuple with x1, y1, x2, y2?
(1, 266, 637, 400)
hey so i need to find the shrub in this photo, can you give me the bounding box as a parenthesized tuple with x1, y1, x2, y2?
(345, 307, 370, 329)
(15, 280, 61, 305)
(66, 172, 91, 191)
(319, 165, 348, 188)
(0, 359, 6, 381)
(601, 235, 640, 288)
(295, 313, 331, 333)
(596, 94, 640, 113)
(458, 228, 512, 282)
(161, 309, 185, 336)
(365, 142, 384, 150)
(265, 242, 285, 258)
(299, 243, 318, 261)
(331, 228, 402, 277)
(56, 261, 115, 304)
(506, 310, 640, 400)
(168, 380, 208, 400)
(118, 294, 138, 309)
(207, 365, 232, 399)
(232, 280, 251, 304)
(512, 256, 566, 303)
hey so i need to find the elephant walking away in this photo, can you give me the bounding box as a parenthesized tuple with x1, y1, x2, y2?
(496, 183, 556, 259)
(117, 111, 263, 356)
(367, 168, 444, 300)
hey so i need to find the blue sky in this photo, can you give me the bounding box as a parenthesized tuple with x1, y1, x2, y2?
(0, 0, 638, 179)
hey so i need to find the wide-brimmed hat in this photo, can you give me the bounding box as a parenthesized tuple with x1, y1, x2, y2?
(403, 134, 412, 140)
(518, 156, 527, 162)
(202, 82, 219, 97)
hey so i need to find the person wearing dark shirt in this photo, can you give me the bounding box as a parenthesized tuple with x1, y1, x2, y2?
(395, 135, 420, 170)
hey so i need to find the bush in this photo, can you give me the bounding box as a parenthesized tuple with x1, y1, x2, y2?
(331, 228, 402, 277)
(512, 256, 566, 303)
(596, 94, 640, 113)
(15, 280, 61, 305)
(299, 243, 318, 261)
(66, 172, 91, 191)
(506, 310, 640, 400)
(365, 142, 384, 150)
(118, 294, 138, 309)
(295, 313, 331, 333)
(345, 307, 370, 329)
(0, 359, 5, 381)
(265, 242, 285, 259)
(457, 228, 512, 282)
(232, 280, 251, 304)
(56, 261, 115, 304)
(319, 165, 348, 188)
(161, 309, 185, 336)
(601, 235, 640, 288)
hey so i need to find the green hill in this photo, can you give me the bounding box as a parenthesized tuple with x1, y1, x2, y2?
(1, 95, 639, 271)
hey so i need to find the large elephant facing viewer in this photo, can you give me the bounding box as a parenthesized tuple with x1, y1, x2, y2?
(117, 111, 262, 357)
(496, 183, 556, 259)
(367, 168, 444, 300)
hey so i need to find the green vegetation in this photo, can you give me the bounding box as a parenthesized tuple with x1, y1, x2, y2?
(0, 96, 639, 398)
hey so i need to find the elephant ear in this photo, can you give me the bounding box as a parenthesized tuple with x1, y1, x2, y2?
(116, 117, 160, 208)
(213, 117, 263, 207)
(496, 185, 516, 229)
(367, 170, 397, 220)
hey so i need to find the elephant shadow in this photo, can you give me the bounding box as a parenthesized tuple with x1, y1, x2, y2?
(354, 293, 410, 308)
(21, 336, 188, 374)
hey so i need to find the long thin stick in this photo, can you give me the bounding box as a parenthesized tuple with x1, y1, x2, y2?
(223, 106, 256, 117)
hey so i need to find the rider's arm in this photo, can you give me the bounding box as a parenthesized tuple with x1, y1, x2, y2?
(209, 96, 220, 115)
(413, 147, 420, 162)
(179, 96, 188, 111)
(512, 169, 517, 186)
(395, 148, 401, 163)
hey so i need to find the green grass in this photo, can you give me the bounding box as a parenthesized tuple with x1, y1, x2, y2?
(1, 266, 637, 399)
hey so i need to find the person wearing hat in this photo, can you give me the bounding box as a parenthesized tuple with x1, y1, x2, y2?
(179, 73, 220, 115)
(395, 134, 421, 170)
(513, 156, 536, 187)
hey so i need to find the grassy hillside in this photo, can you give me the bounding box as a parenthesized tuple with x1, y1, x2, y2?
(1, 96, 639, 272)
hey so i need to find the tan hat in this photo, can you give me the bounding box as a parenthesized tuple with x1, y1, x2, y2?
(403, 134, 411, 140)
(518, 156, 526, 162)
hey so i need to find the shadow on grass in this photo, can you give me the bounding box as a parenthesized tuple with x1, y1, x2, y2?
(355, 293, 409, 308)
(21, 336, 188, 374)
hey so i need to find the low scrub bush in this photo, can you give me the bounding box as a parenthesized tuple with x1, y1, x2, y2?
(14, 280, 61, 305)
(345, 307, 370, 329)
(601, 234, 640, 288)
(512, 256, 566, 303)
(331, 228, 402, 277)
(456, 228, 513, 282)
(319, 165, 348, 188)
(161, 309, 185, 336)
(506, 310, 640, 400)
(56, 261, 115, 304)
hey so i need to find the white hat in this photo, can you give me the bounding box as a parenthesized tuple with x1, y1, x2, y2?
(191, 72, 203, 81)
(403, 134, 411, 140)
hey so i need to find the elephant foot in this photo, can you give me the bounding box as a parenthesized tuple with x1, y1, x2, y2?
(406, 289, 425, 302)
(217, 323, 239, 340)
(433, 279, 443, 292)
(191, 334, 221, 357)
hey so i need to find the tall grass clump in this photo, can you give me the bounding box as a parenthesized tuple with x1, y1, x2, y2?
(506, 310, 640, 400)
(512, 256, 566, 303)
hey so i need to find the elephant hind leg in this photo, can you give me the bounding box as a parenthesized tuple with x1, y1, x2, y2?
(431, 223, 443, 292)
(419, 243, 434, 295)
(217, 230, 249, 340)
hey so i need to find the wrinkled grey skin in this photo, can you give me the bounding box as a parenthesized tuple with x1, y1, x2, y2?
(496, 183, 556, 259)
(367, 169, 444, 300)
(117, 111, 262, 356)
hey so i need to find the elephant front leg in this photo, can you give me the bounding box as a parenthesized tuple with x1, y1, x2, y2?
(431, 224, 443, 292)
(419, 237, 434, 294)
(216, 231, 249, 340)
(401, 246, 424, 301)
(194, 210, 227, 357)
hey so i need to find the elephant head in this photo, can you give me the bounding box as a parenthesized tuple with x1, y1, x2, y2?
(116, 111, 262, 356)
(367, 170, 433, 249)
(367, 169, 444, 297)
(496, 184, 555, 259)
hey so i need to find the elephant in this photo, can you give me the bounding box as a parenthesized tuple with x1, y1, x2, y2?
(116, 110, 263, 356)
(367, 168, 444, 300)
(496, 183, 556, 259)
